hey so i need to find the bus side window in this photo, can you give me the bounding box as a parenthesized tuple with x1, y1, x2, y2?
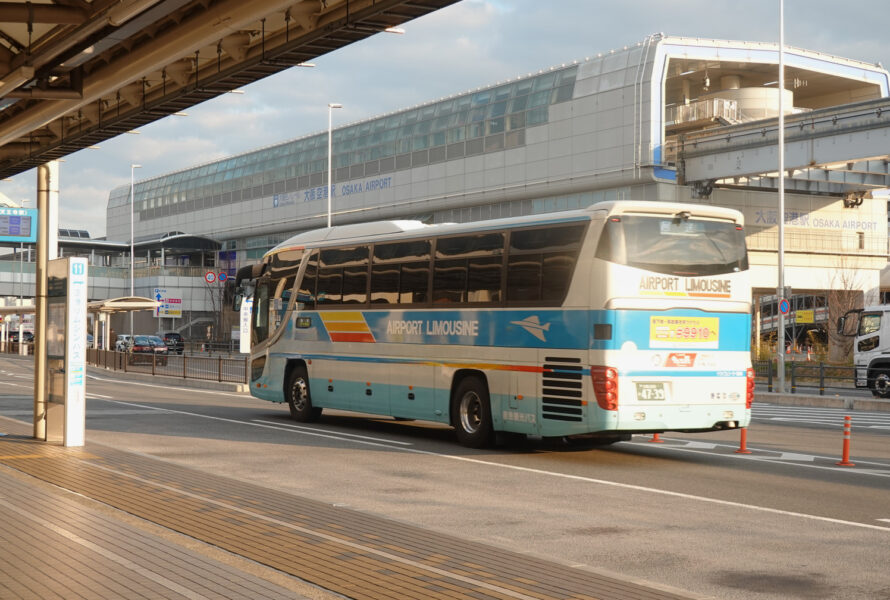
(507, 224, 585, 305)
(318, 246, 369, 307)
(372, 240, 432, 305)
(400, 262, 429, 304)
(371, 264, 399, 304)
(432, 233, 504, 306)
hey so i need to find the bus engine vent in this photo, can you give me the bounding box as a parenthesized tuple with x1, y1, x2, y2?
(542, 357, 584, 422)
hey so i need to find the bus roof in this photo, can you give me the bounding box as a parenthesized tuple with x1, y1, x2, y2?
(265, 200, 744, 259)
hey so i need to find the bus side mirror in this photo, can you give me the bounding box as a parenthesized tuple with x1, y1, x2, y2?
(836, 317, 845, 336)
(233, 293, 243, 312)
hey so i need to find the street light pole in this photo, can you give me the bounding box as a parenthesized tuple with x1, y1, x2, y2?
(327, 103, 342, 228)
(776, 0, 787, 392)
(130, 163, 142, 336)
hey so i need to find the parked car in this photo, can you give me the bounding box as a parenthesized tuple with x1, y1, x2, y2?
(161, 332, 184, 354)
(8, 331, 34, 343)
(115, 334, 131, 352)
(127, 335, 168, 365)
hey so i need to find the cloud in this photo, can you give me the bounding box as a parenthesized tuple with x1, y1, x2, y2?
(3, 0, 890, 239)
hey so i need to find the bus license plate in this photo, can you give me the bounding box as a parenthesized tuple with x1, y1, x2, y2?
(636, 382, 667, 401)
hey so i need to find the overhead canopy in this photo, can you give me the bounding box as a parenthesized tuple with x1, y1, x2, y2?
(0, 0, 458, 179)
(87, 296, 159, 314)
(0, 296, 157, 315)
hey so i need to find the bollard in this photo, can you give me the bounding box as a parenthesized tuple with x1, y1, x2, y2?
(836, 415, 855, 467)
(735, 427, 752, 454)
(649, 432, 664, 443)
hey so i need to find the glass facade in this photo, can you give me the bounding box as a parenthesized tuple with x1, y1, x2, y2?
(108, 65, 579, 227)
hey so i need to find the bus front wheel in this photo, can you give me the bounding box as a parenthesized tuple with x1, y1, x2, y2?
(452, 376, 493, 448)
(287, 366, 322, 422)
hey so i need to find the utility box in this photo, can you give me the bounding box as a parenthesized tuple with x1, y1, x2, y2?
(45, 257, 88, 446)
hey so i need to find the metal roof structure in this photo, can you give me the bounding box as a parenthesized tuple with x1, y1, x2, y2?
(0, 296, 158, 315)
(0, 0, 458, 179)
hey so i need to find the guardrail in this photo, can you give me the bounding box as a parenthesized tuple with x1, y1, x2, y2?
(87, 349, 248, 384)
(753, 360, 859, 395)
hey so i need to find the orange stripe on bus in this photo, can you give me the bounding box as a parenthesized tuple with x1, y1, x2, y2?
(323, 321, 371, 333)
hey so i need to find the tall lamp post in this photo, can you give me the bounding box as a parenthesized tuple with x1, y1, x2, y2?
(130, 163, 142, 336)
(776, 0, 787, 392)
(327, 103, 342, 228)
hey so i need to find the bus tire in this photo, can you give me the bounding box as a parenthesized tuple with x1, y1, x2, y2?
(287, 366, 322, 422)
(872, 369, 890, 398)
(452, 375, 493, 448)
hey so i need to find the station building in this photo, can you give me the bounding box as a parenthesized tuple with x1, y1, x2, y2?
(89, 34, 890, 346)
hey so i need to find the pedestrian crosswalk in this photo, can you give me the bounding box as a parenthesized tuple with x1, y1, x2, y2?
(752, 402, 890, 430)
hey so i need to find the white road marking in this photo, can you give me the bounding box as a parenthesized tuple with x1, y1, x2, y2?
(680, 441, 718, 449)
(625, 438, 890, 472)
(253, 419, 413, 445)
(5, 377, 889, 533)
(76, 398, 890, 533)
(777, 452, 817, 462)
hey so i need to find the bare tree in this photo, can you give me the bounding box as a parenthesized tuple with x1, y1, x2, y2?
(826, 254, 866, 363)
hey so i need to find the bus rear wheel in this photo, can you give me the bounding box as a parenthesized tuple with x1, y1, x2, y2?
(287, 366, 322, 422)
(453, 376, 493, 448)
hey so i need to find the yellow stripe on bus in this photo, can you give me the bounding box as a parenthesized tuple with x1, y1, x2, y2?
(320, 311, 365, 323)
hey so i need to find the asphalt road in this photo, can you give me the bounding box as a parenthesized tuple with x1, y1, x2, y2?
(2, 355, 889, 600)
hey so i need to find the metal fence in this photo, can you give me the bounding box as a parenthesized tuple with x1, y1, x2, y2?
(0, 342, 32, 356)
(753, 360, 859, 395)
(87, 349, 248, 384)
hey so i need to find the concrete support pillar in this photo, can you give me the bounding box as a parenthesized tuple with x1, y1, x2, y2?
(33, 161, 59, 440)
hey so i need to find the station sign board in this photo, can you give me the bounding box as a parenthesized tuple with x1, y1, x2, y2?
(0, 207, 38, 243)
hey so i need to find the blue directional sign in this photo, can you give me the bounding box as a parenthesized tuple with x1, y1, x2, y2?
(778, 298, 790, 315)
(0, 208, 37, 242)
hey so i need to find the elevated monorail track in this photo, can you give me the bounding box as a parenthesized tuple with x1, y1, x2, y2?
(672, 96, 890, 197)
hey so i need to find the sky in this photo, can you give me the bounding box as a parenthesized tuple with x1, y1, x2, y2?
(3, 0, 890, 238)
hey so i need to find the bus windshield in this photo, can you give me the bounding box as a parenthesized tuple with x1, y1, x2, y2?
(251, 250, 302, 345)
(595, 214, 748, 276)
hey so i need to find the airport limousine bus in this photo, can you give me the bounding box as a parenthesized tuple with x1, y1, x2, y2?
(235, 200, 753, 448)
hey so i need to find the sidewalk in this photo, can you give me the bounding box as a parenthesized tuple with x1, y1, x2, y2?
(0, 418, 705, 600)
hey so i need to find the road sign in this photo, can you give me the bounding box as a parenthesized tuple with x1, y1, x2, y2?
(218, 272, 228, 282)
(779, 298, 790, 315)
(204, 271, 216, 283)
(153, 288, 182, 317)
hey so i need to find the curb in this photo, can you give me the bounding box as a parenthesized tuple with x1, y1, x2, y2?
(756, 391, 890, 412)
(86, 365, 249, 393)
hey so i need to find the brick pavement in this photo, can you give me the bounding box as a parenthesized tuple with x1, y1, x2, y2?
(0, 418, 703, 600)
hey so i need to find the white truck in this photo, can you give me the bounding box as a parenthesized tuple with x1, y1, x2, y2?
(838, 306, 890, 397)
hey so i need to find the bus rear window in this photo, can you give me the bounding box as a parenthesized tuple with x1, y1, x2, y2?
(595, 215, 748, 276)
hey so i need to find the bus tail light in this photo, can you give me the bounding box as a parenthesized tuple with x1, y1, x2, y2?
(591, 366, 619, 411)
(746, 367, 755, 408)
